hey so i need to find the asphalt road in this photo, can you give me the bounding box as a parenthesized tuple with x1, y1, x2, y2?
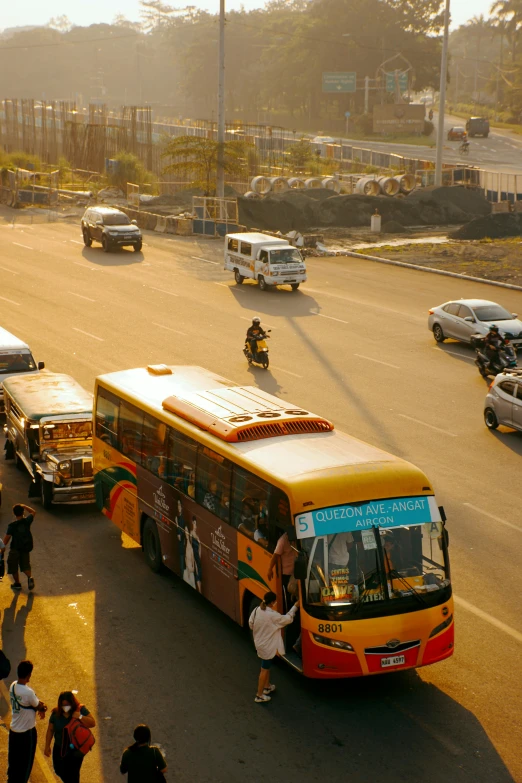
(0, 213, 521, 783)
(341, 112, 522, 174)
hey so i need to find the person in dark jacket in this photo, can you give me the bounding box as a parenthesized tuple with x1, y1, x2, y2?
(120, 725, 167, 781)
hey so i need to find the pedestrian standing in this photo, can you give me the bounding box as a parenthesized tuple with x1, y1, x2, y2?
(44, 691, 96, 783)
(120, 724, 168, 781)
(267, 532, 296, 611)
(249, 591, 299, 704)
(7, 660, 47, 783)
(3, 504, 36, 591)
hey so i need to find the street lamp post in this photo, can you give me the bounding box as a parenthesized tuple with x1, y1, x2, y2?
(216, 0, 226, 198)
(435, 0, 450, 187)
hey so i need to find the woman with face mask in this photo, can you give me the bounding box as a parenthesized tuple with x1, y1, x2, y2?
(44, 691, 96, 782)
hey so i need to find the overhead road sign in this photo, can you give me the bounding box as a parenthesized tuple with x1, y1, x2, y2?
(322, 72, 357, 93)
(385, 71, 408, 93)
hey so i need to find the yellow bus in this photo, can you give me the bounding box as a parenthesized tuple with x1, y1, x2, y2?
(93, 365, 454, 679)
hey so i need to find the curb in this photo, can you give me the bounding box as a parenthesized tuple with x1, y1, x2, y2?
(342, 250, 522, 293)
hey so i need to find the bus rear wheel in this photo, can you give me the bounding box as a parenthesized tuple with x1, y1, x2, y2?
(143, 517, 163, 572)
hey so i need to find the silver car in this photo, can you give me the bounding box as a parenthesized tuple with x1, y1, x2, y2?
(428, 298, 522, 348)
(484, 370, 522, 432)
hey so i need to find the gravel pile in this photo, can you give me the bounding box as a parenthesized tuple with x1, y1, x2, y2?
(450, 213, 522, 240)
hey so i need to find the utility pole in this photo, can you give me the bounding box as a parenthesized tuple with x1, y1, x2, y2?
(435, 0, 450, 187)
(364, 75, 370, 114)
(216, 0, 226, 199)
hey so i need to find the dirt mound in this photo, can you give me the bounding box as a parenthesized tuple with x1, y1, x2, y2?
(238, 186, 491, 233)
(450, 213, 522, 240)
(382, 220, 411, 234)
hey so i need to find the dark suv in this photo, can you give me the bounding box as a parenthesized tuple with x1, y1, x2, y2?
(81, 207, 142, 252)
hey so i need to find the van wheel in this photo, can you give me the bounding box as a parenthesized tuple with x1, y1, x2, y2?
(258, 275, 267, 291)
(4, 440, 14, 460)
(143, 517, 163, 572)
(41, 480, 53, 509)
(484, 408, 499, 430)
(234, 269, 244, 284)
(291, 283, 300, 291)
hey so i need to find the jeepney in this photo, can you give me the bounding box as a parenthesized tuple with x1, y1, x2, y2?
(3, 372, 95, 508)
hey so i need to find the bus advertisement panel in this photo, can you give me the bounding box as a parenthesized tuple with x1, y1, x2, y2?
(93, 365, 454, 679)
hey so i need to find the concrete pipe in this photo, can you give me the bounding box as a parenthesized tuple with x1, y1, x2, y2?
(378, 177, 400, 196)
(322, 177, 341, 193)
(243, 191, 261, 199)
(355, 177, 381, 196)
(304, 177, 324, 189)
(287, 177, 306, 189)
(250, 176, 271, 195)
(396, 173, 416, 194)
(269, 176, 289, 193)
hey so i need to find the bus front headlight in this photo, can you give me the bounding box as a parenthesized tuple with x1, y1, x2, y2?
(313, 634, 354, 651)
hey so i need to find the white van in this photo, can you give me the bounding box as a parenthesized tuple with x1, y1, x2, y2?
(224, 232, 307, 291)
(0, 327, 44, 413)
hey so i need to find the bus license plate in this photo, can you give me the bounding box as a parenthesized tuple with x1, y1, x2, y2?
(381, 654, 405, 668)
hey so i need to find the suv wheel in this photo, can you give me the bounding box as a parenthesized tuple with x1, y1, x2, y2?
(484, 408, 499, 430)
(102, 235, 111, 253)
(82, 228, 92, 247)
(134, 240, 142, 252)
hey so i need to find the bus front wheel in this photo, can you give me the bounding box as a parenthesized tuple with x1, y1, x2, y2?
(143, 517, 163, 572)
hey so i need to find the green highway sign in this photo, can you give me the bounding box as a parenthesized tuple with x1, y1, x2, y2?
(386, 71, 408, 93)
(322, 72, 357, 93)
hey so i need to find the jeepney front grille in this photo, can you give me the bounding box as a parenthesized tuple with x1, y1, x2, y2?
(71, 459, 83, 478)
(83, 460, 93, 478)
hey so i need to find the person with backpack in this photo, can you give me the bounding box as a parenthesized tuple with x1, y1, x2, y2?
(3, 504, 36, 591)
(44, 691, 96, 783)
(120, 724, 167, 781)
(8, 660, 47, 783)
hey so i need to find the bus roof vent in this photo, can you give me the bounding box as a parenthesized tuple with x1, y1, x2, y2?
(147, 364, 173, 376)
(162, 384, 334, 442)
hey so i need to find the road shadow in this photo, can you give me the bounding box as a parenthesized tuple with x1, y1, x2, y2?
(81, 247, 143, 267)
(486, 427, 522, 456)
(432, 343, 477, 368)
(246, 364, 284, 397)
(225, 283, 321, 320)
(1, 592, 34, 665)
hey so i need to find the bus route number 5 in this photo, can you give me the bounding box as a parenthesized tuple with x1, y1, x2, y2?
(297, 514, 311, 537)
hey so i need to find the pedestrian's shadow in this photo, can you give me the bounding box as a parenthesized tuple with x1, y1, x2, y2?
(1, 592, 34, 664)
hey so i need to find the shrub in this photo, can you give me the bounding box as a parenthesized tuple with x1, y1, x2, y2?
(423, 120, 434, 136)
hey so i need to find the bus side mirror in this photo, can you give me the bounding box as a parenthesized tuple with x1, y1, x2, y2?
(294, 552, 308, 580)
(438, 505, 447, 524)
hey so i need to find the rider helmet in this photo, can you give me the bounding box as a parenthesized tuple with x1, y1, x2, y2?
(252, 317, 261, 325)
(490, 324, 500, 332)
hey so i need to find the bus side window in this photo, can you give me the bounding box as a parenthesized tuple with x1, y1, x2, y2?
(142, 414, 167, 478)
(231, 466, 272, 548)
(95, 387, 119, 447)
(166, 429, 198, 497)
(118, 401, 144, 464)
(196, 446, 232, 524)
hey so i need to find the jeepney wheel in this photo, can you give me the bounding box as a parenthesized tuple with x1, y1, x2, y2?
(143, 517, 163, 573)
(102, 235, 111, 253)
(40, 480, 53, 510)
(234, 269, 244, 285)
(291, 283, 300, 291)
(4, 440, 14, 460)
(258, 275, 267, 291)
(82, 229, 92, 247)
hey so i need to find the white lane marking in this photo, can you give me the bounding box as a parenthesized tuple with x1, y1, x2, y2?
(270, 365, 303, 378)
(463, 502, 522, 534)
(314, 312, 350, 325)
(12, 242, 33, 250)
(148, 286, 179, 297)
(454, 594, 522, 644)
(68, 291, 96, 303)
(74, 261, 98, 271)
(73, 327, 104, 342)
(70, 239, 84, 245)
(0, 295, 21, 306)
(354, 354, 400, 369)
(490, 148, 497, 152)
(432, 347, 474, 362)
(191, 255, 219, 265)
(0, 264, 19, 275)
(398, 413, 457, 437)
(152, 322, 187, 336)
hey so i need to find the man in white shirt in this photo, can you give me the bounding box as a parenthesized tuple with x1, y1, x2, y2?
(8, 660, 46, 783)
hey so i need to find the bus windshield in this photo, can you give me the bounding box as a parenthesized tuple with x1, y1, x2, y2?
(301, 522, 450, 618)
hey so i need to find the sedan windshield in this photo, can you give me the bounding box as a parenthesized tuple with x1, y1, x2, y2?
(270, 248, 303, 264)
(474, 305, 513, 321)
(301, 522, 449, 618)
(103, 214, 131, 226)
(0, 352, 36, 374)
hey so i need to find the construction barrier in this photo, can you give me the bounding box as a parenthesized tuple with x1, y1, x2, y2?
(155, 216, 167, 233)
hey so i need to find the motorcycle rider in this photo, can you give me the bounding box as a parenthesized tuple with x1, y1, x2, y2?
(482, 325, 508, 371)
(246, 317, 267, 360)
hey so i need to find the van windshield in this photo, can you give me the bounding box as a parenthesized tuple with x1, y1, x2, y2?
(0, 352, 36, 374)
(269, 248, 303, 264)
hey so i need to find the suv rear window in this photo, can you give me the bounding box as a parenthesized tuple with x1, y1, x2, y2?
(0, 352, 36, 374)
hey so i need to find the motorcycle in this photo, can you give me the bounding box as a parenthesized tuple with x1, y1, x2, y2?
(459, 141, 470, 155)
(472, 334, 517, 377)
(244, 330, 271, 369)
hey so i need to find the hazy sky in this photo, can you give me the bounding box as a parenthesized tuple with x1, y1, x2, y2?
(1, 0, 493, 32)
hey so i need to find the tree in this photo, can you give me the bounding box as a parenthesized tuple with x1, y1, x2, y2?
(162, 136, 249, 195)
(107, 152, 155, 190)
(287, 138, 313, 169)
(48, 15, 72, 32)
(140, 1, 175, 31)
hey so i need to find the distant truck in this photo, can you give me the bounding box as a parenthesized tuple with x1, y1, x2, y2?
(224, 232, 307, 291)
(466, 117, 490, 138)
